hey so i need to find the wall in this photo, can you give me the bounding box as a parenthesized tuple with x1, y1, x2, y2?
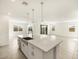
(32, 19, 78, 38)
(37, 20, 78, 39)
(0, 15, 9, 46)
(9, 19, 30, 39)
(49, 21, 78, 38)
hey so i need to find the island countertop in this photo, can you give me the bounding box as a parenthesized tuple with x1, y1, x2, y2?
(28, 36, 62, 52)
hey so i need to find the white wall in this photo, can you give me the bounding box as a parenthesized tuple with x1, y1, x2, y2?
(9, 19, 29, 39)
(0, 15, 9, 46)
(50, 21, 78, 38)
(37, 20, 78, 38)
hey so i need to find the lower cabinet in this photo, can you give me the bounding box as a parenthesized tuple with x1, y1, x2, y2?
(20, 41, 29, 58)
(28, 43, 56, 59)
(20, 41, 56, 59)
(28, 43, 43, 59)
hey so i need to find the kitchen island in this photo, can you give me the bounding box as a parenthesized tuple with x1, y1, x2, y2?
(18, 35, 62, 59)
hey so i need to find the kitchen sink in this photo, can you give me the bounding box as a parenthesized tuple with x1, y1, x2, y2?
(22, 37, 33, 40)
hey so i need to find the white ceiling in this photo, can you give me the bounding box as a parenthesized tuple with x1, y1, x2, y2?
(0, 0, 78, 21)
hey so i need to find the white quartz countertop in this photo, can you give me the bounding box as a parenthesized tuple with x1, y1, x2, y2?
(18, 35, 26, 38)
(18, 34, 32, 38)
(28, 36, 62, 52)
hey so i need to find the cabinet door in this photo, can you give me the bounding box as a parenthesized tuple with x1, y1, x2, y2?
(43, 48, 55, 59)
(28, 43, 43, 59)
(21, 41, 24, 52)
(28, 43, 35, 59)
(21, 41, 29, 58)
(24, 43, 29, 58)
(34, 47, 43, 59)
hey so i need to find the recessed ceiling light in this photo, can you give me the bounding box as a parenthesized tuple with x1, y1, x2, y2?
(11, 0, 16, 2)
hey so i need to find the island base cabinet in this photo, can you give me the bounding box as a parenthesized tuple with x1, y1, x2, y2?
(28, 43, 56, 59)
(20, 41, 29, 58)
(43, 48, 56, 59)
(28, 43, 43, 59)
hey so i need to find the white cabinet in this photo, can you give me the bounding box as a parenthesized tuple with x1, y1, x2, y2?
(24, 44, 29, 58)
(20, 41, 24, 52)
(20, 40, 29, 58)
(28, 43, 56, 59)
(19, 37, 62, 59)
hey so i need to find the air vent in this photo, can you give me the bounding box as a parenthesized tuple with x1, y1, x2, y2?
(22, 1, 28, 5)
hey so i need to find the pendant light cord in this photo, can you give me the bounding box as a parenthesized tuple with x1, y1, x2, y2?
(32, 9, 34, 23)
(41, 1, 44, 22)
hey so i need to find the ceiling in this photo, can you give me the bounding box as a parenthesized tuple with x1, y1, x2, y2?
(0, 0, 78, 21)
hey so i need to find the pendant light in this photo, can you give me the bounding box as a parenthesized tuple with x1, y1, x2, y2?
(32, 9, 35, 23)
(26, 12, 30, 20)
(40, 1, 44, 22)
